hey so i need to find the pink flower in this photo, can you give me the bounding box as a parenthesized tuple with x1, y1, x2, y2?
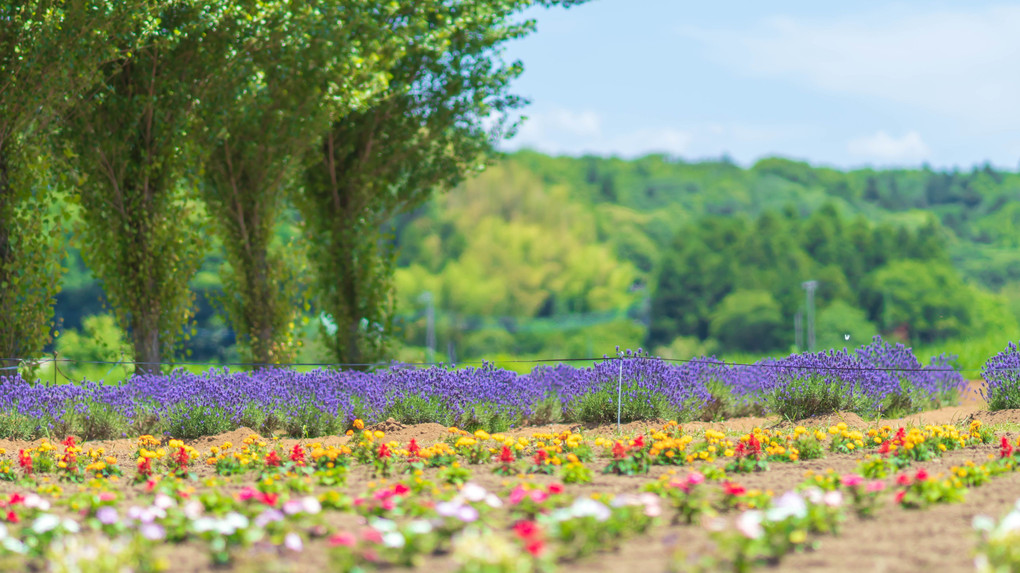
(329, 532, 357, 547)
(686, 471, 705, 486)
(361, 528, 383, 544)
(840, 474, 863, 487)
(529, 490, 549, 503)
(237, 487, 257, 501)
(508, 485, 528, 505)
(865, 480, 886, 493)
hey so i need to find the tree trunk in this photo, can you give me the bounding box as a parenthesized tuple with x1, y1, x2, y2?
(0, 143, 15, 371)
(245, 245, 276, 367)
(132, 310, 161, 377)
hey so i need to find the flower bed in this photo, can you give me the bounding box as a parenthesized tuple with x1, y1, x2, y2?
(0, 337, 965, 440)
(0, 416, 1011, 572)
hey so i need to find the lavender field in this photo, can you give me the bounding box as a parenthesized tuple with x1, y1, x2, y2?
(0, 336, 1002, 441)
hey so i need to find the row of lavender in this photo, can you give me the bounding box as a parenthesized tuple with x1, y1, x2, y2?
(0, 337, 989, 439)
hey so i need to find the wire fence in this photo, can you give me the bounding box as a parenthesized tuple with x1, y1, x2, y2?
(0, 352, 991, 376)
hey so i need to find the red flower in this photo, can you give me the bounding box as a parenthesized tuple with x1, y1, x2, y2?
(513, 520, 541, 540)
(265, 450, 282, 467)
(734, 442, 747, 458)
(547, 483, 564, 495)
(722, 482, 746, 496)
(914, 468, 928, 481)
(259, 492, 279, 506)
(1001, 436, 1014, 459)
(747, 434, 761, 458)
(633, 435, 645, 448)
(62, 436, 76, 448)
(894, 490, 906, 504)
(377, 443, 391, 459)
(524, 538, 545, 556)
(893, 428, 906, 445)
(877, 440, 891, 455)
(172, 447, 189, 471)
(611, 441, 628, 460)
(896, 473, 912, 486)
(18, 450, 32, 475)
(498, 446, 516, 464)
(533, 449, 549, 465)
(408, 439, 421, 458)
(5, 510, 18, 524)
(8, 493, 25, 505)
(393, 483, 410, 495)
(137, 457, 153, 478)
(290, 444, 306, 465)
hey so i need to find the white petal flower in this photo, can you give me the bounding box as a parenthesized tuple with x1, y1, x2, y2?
(284, 532, 303, 552)
(736, 511, 764, 540)
(32, 514, 60, 534)
(382, 531, 405, 548)
(300, 497, 322, 515)
(460, 483, 487, 503)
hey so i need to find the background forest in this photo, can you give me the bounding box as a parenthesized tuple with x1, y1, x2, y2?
(52, 150, 1020, 377)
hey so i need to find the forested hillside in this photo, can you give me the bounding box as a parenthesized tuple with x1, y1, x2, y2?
(54, 150, 1020, 371)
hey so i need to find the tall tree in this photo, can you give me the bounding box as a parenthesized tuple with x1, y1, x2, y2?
(0, 1, 141, 370)
(299, 0, 586, 366)
(199, 1, 403, 366)
(61, 1, 235, 375)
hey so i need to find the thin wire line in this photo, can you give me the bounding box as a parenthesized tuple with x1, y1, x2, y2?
(0, 354, 993, 373)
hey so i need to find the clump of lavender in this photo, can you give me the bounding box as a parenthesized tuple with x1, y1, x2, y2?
(982, 342, 1020, 410)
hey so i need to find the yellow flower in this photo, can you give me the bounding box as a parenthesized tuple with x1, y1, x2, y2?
(373, 430, 385, 439)
(353, 419, 365, 430)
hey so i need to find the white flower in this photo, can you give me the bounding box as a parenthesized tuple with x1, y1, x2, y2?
(191, 517, 216, 533)
(284, 532, 303, 552)
(435, 501, 459, 518)
(183, 500, 204, 520)
(406, 520, 433, 535)
(370, 518, 397, 533)
(460, 483, 487, 503)
(153, 494, 174, 509)
(140, 523, 166, 541)
(32, 514, 61, 534)
(300, 497, 321, 515)
(822, 490, 843, 508)
(736, 511, 764, 540)
(570, 498, 611, 522)
(484, 494, 502, 508)
(456, 505, 479, 523)
(2, 537, 26, 554)
(382, 531, 405, 548)
(0, 522, 6, 539)
(997, 509, 1020, 534)
(61, 519, 80, 534)
(282, 500, 303, 515)
(972, 515, 995, 532)
(766, 492, 807, 522)
(219, 512, 248, 535)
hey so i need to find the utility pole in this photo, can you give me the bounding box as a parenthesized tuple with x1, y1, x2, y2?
(801, 280, 818, 352)
(794, 309, 803, 350)
(421, 291, 435, 363)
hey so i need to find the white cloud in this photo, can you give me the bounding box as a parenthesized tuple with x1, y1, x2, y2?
(682, 5, 1020, 129)
(509, 107, 693, 157)
(847, 130, 930, 163)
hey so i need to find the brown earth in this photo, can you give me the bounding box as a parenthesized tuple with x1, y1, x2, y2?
(1, 380, 1015, 572)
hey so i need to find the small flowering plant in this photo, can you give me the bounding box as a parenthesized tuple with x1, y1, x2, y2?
(893, 468, 965, 509)
(717, 482, 772, 512)
(559, 454, 593, 484)
(525, 449, 558, 475)
(492, 446, 518, 477)
(725, 434, 768, 474)
(602, 436, 650, 476)
(643, 470, 713, 525)
(838, 474, 885, 518)
(974, 498, 1020, 573)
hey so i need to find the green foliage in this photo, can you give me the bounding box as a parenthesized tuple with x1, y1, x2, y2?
(815, 301, 878, 351)
(709, 290, 786, 352)
(198, 0, 400, 366)
(0, 1, 134, 369)
(53, 314, 130, 383)
(61, 0, 220, 374)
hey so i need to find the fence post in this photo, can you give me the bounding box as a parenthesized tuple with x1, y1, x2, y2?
(617, 357, 623, 434)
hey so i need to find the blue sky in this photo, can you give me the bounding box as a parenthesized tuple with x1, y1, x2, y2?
(501, 1, 1020, 170)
